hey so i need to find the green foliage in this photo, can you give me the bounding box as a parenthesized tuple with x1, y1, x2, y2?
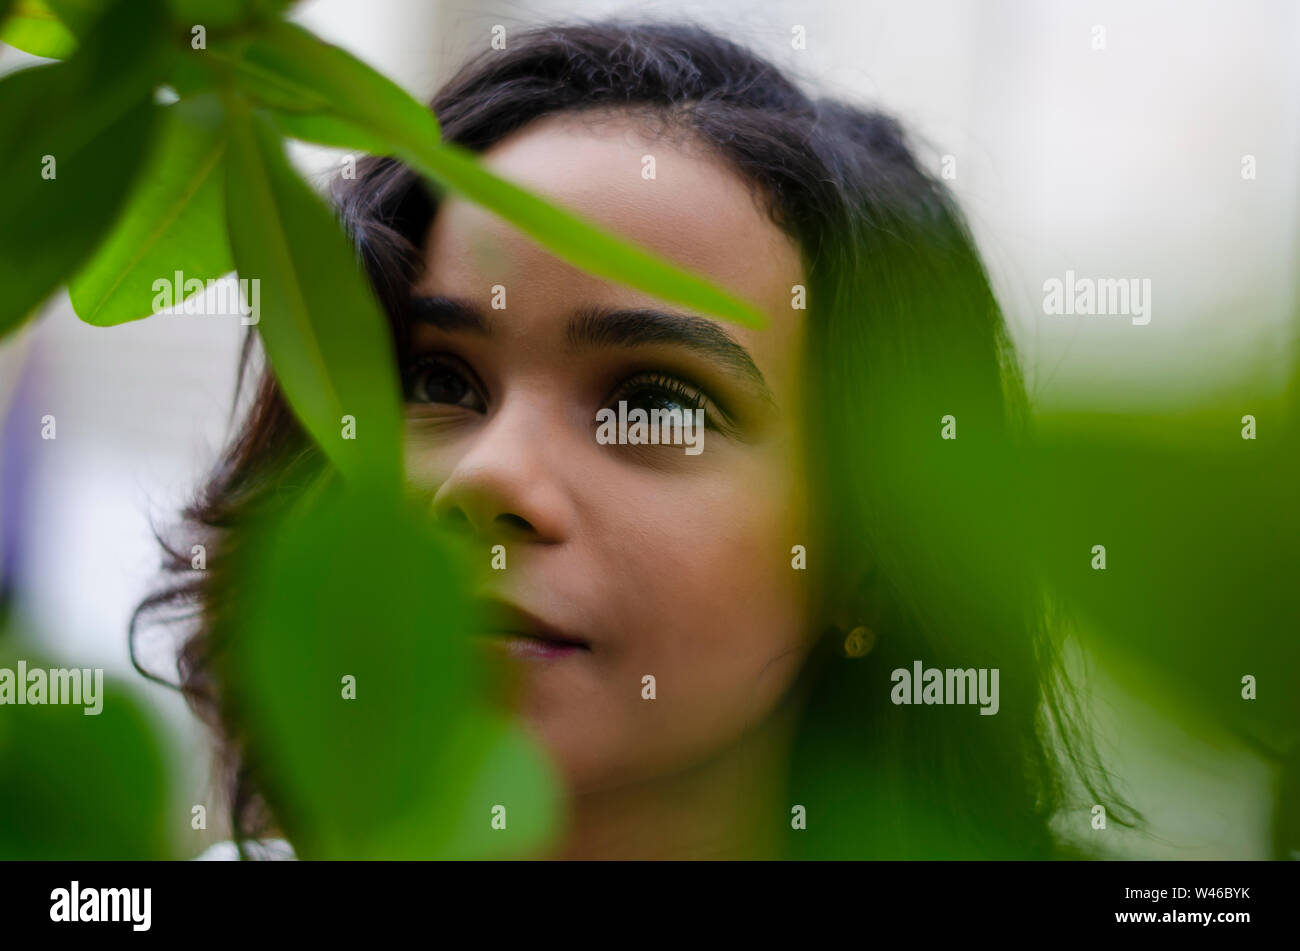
(0, 648, 173, 860)
(69, 94, 232, 326)
(1024, 410, 1300, 754)
(0, 1, 77, 58)
(218, 482, 560, 859)
(218, 19, 441, 151)
(165, 0, 290, 28)
(215, 21, 766, 328)
(3, 0, 765, 449)
(223, 99, 403, 489)
(41, 0, 109, 38)
(404, 140, 769, 330)
(0, 0, 168, 336)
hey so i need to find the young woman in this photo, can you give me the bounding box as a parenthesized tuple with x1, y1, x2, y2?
(139, 19, 1120, 860)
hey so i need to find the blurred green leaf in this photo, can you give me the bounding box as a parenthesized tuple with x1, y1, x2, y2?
(221, 20, 439, 148)
(223, 101, 403, 489)
(0, 649, 173, 860)
(166, 0, 292, 27)
(42, 0, 106, 37)
(408, 142, 770, 329)
(164, 46, 218, 98)
(0, 0, 76, 58)
(272, 122, 772, 329)
(219, 21, 766, 329)
(69, 94, 232, 326)
(1023, 411, 1300, 754)
(268, 110, 395, 155)
(0, 0, 168, 338)
(221, 483, 560, 859)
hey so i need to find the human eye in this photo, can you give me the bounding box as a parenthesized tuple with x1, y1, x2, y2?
(606, 370, 730, 432)
(401, 353, 487, 412)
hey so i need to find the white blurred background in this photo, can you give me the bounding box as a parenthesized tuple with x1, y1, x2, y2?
(1, 0, 1296, 857)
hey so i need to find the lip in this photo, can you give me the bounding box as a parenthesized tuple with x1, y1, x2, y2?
(473, 597, 591, 659)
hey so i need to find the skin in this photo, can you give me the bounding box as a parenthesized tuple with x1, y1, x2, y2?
(406, 109, 821, 858)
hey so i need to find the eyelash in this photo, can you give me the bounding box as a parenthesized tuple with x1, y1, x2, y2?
(607, 371, 723, 431)
(401, 354, 729, 432)
(401, 354, 486, 410)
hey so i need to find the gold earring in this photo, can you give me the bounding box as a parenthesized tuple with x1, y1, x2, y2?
(843, 624, 875, 658)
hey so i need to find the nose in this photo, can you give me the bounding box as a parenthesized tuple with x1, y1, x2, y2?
(430, 402, 573, 545)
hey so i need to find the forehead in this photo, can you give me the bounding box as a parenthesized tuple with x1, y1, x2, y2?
(416, 110, 807, 390)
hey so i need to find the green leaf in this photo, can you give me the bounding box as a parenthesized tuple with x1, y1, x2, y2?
(271, 127, 770, 329)
(221, 19, 438, 149)
(0, 0, 77, 58)
(164, 46, 218, 98)
(267, 110, 401, 157)
(69, 94, 232, 326)
(42, 0, 107, 36)
(409, 141, 769, 329)
(0, 649, 173, 860)
(223, 19, 764, 328)
(222, 484, 560, 859)
(222, 101, 403, 489)
(0, 0, 168, 339)
(166, 0, 292, 28)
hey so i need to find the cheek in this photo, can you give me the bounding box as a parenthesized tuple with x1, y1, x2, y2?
(400, 422, 443, 489)
(580, 447, 815, 780)
(651, 468, 812, 688)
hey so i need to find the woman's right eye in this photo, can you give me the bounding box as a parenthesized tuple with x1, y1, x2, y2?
(403, 356, 487, 412)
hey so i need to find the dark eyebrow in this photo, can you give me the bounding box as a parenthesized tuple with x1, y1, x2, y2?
(409, 295, 491, 335)
(567, 305, 770, 401)
(409, 294, 772, 401)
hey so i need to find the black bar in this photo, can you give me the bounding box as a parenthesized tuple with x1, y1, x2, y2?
(1, 859, 1290, 938)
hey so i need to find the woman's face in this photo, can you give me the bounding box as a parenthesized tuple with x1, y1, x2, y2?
(406, 111, 817, 796)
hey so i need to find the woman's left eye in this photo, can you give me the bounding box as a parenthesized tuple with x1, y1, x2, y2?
(402, 355, 487, 412)
(608, 372, 716, 424)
